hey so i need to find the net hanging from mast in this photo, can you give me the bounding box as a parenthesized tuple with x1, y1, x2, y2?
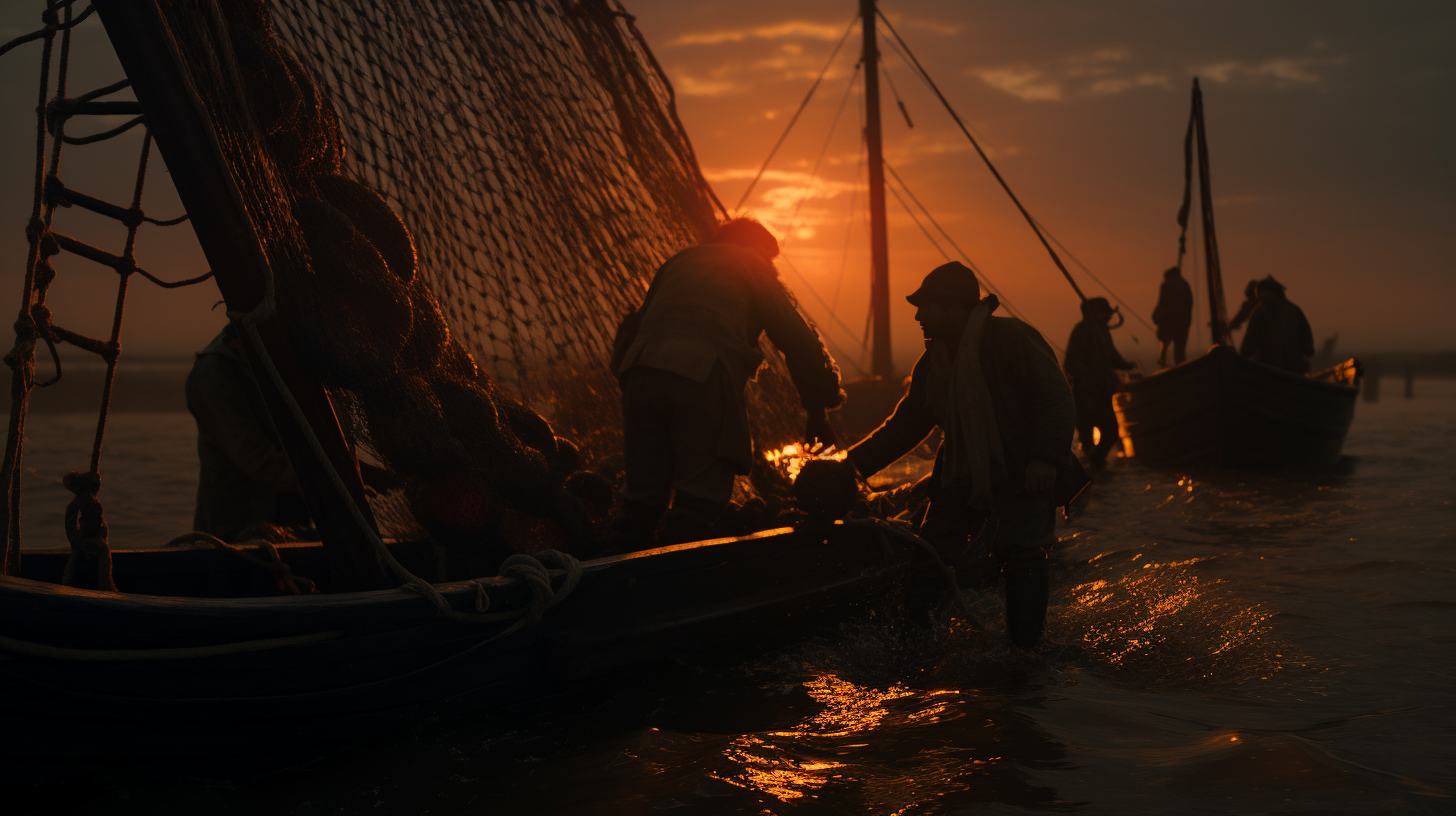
(265, 0, 808, 475)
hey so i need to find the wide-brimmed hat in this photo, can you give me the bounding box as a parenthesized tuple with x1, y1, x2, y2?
(1080, 296, 1113, 316)
(906, 261, 980, 307)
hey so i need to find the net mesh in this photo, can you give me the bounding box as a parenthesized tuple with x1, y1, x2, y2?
(145, 0, 810, 547)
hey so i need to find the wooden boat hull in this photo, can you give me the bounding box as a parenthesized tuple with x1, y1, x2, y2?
(0, 525, 930, 784)
(1113, 345, 1360, 467)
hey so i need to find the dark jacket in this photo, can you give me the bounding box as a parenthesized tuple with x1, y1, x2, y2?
(614, 243, 842, 473)
(1239, 295, 1314, 374)
(847, 316, 1086, 509)
(1152, 273, 1194, 339)
(1063, 319, 1133, 396)
(186, 326, 302, 540)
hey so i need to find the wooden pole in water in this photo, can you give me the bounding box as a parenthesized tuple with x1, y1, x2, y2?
(861, 0, 893, 378)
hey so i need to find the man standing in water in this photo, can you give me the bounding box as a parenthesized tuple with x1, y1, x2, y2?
(1152, 266, 1194, 367)
(1240, 276, 1315, 374)
(1064, 297, 1136, 468)
(843, 261, 1085, 651)
(610, 218, 842, 549)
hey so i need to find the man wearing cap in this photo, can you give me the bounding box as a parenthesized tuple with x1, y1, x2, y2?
(1240, 276, 1314, 374)
(1064, 297, 1136, 468)
(843, 261, 1085, 651)
(609, 218, 843, 549)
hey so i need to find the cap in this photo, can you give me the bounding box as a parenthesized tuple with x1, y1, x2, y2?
(1080, 296, 1113, 316)
(906, 261, 980, 307)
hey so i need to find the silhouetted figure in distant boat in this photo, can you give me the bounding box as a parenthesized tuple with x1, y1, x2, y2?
(1064, 297, 1136, 469)
(1065, 298, 1129, 466)
(186, 324, 310, 541)
(1152, 266, 1194, 367)
(1228, 278, 1259, 332)
(844, 262, 1087, 652)
(609, 218, 842, 550)
(1240, 276, 1314, 375)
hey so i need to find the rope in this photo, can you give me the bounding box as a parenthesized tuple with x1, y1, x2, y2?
(841, 516, 982, 629)
(732, 12, 858, 213)
(875, 11, 1086, 302)
(163, 531, 318, 595)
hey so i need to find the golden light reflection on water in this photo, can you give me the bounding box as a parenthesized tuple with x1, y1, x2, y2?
(1062, 554, 1283, 684)
(711, 673, 923, 802)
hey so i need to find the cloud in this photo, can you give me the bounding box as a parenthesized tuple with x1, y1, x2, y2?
(972, 45, 1343, 102)
(674, 20, 848, 47)
(974, 67, 1063, 102)
(1194, 57, 1340, 87)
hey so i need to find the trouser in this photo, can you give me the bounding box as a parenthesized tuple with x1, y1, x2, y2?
(1073, 388, 1119, 463)
(614, 365, 739, 549)
(1158, 331, 1188, 366)
(917, 493, 1056, 650)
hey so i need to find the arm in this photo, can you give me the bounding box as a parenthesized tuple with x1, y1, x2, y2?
(845, 356, 938, 480)
(1239, 308, 1263, 358)
(758, 276, 844, 413)
(1062, 324, 1091, 385)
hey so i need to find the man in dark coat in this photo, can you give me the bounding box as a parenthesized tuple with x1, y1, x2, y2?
(612, 218, 843, 548)
(1064, 297, 1136, 468)
(186, 324, 309, 541)
(844, 261, 1086, 651)
(1240, 276, 1314, 374)
(1152, 266, 1194, 367)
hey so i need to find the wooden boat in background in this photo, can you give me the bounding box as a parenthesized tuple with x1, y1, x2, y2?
(1115, 347, 1359, 466)
(1113, 80, 1360, 467)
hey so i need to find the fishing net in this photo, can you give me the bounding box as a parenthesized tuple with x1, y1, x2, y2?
(136, 0, 811, 554)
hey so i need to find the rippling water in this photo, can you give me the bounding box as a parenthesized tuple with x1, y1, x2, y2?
(14, 381, 1456, 814)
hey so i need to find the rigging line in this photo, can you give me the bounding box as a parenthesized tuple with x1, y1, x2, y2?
(831, 76, 869, 317)
(778, 60, 862, 250)
(732, 12, 858, 214)
(1030, 216, 1157, 337)
(880, 159, 1022, 318)
(879, 62, 913, 129)
(775, 255, 872, 377)
(885, 176, 949, 261)
(876, 11, 1087, 302)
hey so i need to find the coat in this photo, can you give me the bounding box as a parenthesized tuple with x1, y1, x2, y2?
(847, 315, 1086, 510)
(613, 242, 842, 473)
(1239, 295, 1314, 374)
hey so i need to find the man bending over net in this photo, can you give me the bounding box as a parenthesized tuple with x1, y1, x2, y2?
(608, 218, 843, 550)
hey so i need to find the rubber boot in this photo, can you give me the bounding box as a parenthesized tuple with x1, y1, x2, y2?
(658, 493, 726, 546)
(1003, 552, 1050, 651)
(602, 499, 666, 554)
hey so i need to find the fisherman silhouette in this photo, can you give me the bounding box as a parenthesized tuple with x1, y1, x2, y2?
(1064, 297, 1136, 469)
(841, 261, 1087, 651)
(608, 218, 842, 551)
(1152, 266, 1194, 367)
(1240, 276, 1315, 374)
(1228, 278, 1260, 332)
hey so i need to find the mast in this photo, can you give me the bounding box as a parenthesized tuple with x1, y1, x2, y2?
(861, 0, 893, 378)
(1192, 78, 1232, 346)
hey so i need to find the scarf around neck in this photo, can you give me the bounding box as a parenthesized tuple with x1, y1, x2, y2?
(924, 296, 1008, 509)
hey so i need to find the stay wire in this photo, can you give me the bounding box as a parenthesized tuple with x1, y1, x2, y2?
(876, 11, 1087, 302)
(778, 59, 862, 251)
(1031, 216, 1157, 338)
(732, 11, 858, 214)
(880, 159, 1020, 317)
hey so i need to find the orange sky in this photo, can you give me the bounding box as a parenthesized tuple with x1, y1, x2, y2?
(2, 0, 1452, 373)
